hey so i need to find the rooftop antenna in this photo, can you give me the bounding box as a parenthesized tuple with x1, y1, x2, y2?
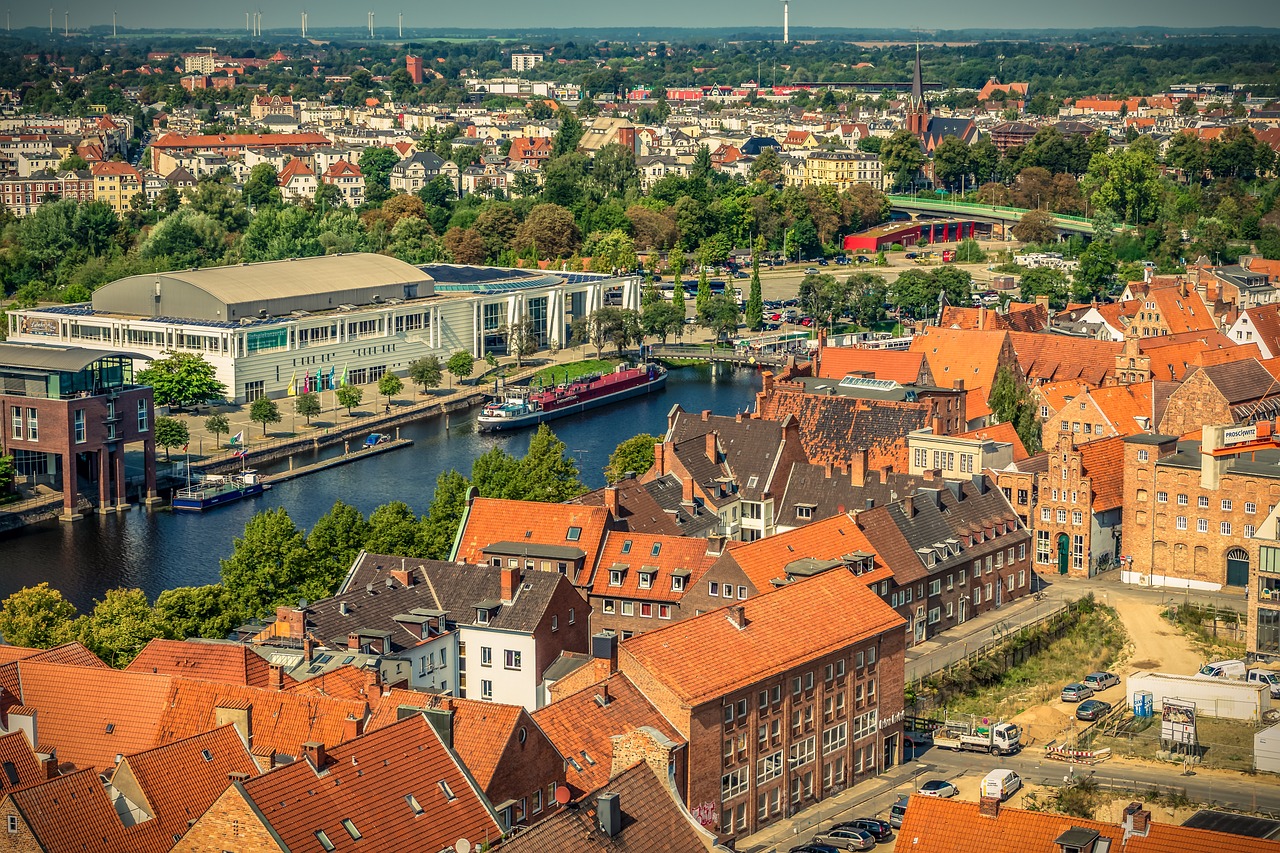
(780, 0, 789, 45)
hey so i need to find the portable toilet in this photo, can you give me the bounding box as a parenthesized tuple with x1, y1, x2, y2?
(1133, 690, 1153, 717)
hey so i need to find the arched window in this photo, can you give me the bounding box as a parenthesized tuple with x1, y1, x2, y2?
(1226, 548, 1250, 588)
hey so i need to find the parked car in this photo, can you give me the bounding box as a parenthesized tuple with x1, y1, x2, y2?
(1076, 699, 1113, 721)
(818, 257, 829, 265)
(917, 779, 958, 798)
(857, 255, 872, 263)
(1197, 659, 1247, 680)
(811, 827, 875, 851)
(790, 845, 842, 853)
(981, 769, 1023, 801)
(805, 267, 819, 274)
(833, 818, 893, 842)
(835, 255, 851, 265)
(1061, 682, 1094, 702)
(889, 795, 910, 829)
(1084, 671, 1120, 692)
(1248, 668, 1280, 698)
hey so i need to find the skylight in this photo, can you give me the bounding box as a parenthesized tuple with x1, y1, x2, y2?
(315, 831, 335, 851)
(405, 794, 424, 815)
(438, 780, 456, 802)
(342, 819, 362, 839)
(201, 750, 213, 762)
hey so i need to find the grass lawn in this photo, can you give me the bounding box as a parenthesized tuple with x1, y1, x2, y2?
(530, 359, 619, 385)
(943, 604, 1128, 719)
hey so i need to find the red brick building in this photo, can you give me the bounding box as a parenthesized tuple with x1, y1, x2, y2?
(618, 569, 905, 845)
(0, 343, 156, 519)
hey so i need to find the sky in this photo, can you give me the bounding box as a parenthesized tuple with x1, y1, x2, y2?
(9, 0, 1278, 34)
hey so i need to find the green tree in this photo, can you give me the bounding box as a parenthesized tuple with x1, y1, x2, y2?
(670, 244, 686, 313)
(641, 300, 685, 343)
(931, 136, 972, 189)
(336, 384, 363, 416)
(699, 293, 742, 343)
(750, 147, 784, 185)
(1018, 268, 1071, 308)
(59, 153, 89, 171)
(501, 319, 539, 368)
(1011, 209, 1058, 244)
(518, 425, 587, 502)
(136, 352, 227, 410)
(605, 433, 660, 483)
(76, 588, 171, 667)
(154, 416, 190, 461)
(447, 350, 475, 386)
(366, 501, 421, 555)
(1073, 239, 1117, 302)
(0, 454, 14, 495)
(552, 109, 585, 156)
(378, 372, 404, 407)
(154, 584, 241, 640)
(471, 445, 524, 499)
(695, 255, 712, 318)
(746, 237, 765, 331)
(989, 365, 1041, 454)
(1083, 147, 1161, 225)
(306, 500, 370, 587)
(418, 470, 472, 559)
(0, 583, 78, 648)
(220, 507, 314, 619)
(241, 163, 282, 207)
(249, 396, 281, 436)
(359, 146, 401, 204)
(204, 413, 230, 448)
(879, 128, 926, 191)
(409, 356, 443, 394)
(294, 390, 321, 424)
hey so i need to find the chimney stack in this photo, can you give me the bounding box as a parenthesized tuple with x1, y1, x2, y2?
(727, 605, 748, 629)
(500, 566, 521, 603)
(303, 636, 315, 663)
(682, 476, 695, 506)
(604, 486, 620, 519)
(653, 441, 667, 475)
(979, 795, 1001, 819)
(700, 409, 711, 422)
(705, 535, 727, 556)
(851, 447, 868, 487)
(389, 564, 416, 587)
(824, 462, 834, 479)
(303, 741, 326, 770)
(705, 431, 718, 463)
(1123, 802, 1152, 837)
(903, 495, 915, 518)
(591, 631, 618, 672)
(342, 714, 364, 743)
(269, 664, 284, 692)
(598, 792, 621, 838)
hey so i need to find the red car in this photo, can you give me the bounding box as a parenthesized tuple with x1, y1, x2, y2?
(801, 317, 814, 327)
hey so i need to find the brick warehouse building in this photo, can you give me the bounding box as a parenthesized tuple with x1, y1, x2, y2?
(0, 343, 156, 519)
(1122, 423, 1280, 590)
(618, 569, 905, 845)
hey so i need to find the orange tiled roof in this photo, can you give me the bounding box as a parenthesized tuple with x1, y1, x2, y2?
(1077, 436, 1126, 512)
(816, 348, 927, 383)
(453, 498, 612, 573)
(0, 731, 48, 791)
(532, 673, 685, 795)
(323, 158, 362, 177)
(234, 713, 502, 852)
(151, 131, 331, 148)
(910, 327, 1012, 397)
(1150, 286, 1217, 334)
(589, 531, 719, 602)
(955, 421, 1029, 461)
(1007, 332, 1120, 386)
(896, 795, 1280, 853)
(621, 568, 904, 706)
(1035, 379, 1094, 413)
(278, 157, 314, 180)
(127, 638, 297, 689)
(727, 512, 878, 592)
(1084, 382, 1156, 437)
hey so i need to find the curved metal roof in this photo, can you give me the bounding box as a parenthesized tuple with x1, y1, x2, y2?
(0, 343, 145, 373)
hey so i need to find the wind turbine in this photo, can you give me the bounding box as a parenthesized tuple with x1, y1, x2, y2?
(781, 0, 789, 45)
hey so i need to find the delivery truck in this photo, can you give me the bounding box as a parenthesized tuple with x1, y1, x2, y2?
(932, 716, 1022, 755)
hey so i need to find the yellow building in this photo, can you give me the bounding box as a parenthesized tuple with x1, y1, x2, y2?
(91, 162, 142, 214)
(804, 150, 883, 191)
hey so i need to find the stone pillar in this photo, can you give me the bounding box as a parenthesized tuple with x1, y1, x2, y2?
(97, 450, 113, 513)
(59, 453, 82, 522)
(143, 438, 160, 505)
(114, 450, 129, 510)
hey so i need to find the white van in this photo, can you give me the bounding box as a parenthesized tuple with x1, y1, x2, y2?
(1248, 669, 1280, 698)
(981, 769, 1022, 801)
(1197, 660, 1247, 680)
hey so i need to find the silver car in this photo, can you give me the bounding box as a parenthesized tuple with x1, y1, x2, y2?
(1084, 671, 1120, 692)
(1061, 682, 1094, 702)
(812, 827, 875, 851)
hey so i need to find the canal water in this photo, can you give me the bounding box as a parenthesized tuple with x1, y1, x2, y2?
(0, 364, 761, 609)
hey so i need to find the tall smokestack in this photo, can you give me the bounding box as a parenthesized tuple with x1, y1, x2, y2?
(781, 0, 790, 44)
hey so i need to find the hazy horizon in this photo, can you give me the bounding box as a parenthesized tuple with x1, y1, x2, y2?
(8, 0, 1278, 36)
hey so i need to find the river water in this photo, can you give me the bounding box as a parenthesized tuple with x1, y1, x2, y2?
(0, 364, 761, 609)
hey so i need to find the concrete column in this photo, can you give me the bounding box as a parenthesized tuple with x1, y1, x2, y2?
(143, 438, 160, 505)
(97, 450, 113, 513)
(60, 453, 81, 522)
(114, 450, 129, 510)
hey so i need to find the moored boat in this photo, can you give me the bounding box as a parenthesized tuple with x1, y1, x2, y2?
(172, 469, 266, 511)
(478, 363, 667, 432)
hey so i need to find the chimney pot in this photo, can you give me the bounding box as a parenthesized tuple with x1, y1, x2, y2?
(701, 410, 711, 422)
(653, 441, 667, 475)
(904, 495, 915, 517)
(705, 430, 718, 463)
(979, 795, 1001, 819)
(303, 741, 326, 769)
(604, 486, 620, 518)
(851, 448, 868, 487)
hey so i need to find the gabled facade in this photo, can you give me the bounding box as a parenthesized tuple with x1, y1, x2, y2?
(1032, 435, 1125, 577)
(320, 159, 364, 206)
(388, 149, 445, 192)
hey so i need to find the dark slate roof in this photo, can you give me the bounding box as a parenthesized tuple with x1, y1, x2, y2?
(776, 462, 931, 523)
(312, 554, 567, 650)
(758, 388, 929, 469)
(740, 136, 781, 156)
(571, 477, 687, 536)
(643, 474, 721, 537)
(1198, 358, 1276, 405)
(667, 410, 793, 502)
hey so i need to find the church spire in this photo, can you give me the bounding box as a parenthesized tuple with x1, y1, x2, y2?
(911, 42, 923, 105)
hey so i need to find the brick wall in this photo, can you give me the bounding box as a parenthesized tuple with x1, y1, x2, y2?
(173, 784, 282, 853)
(489, 709, 565, 826)
(0, 795, 41, 853)
(1034, 436, 1100, 577)
(1159, 371, 1231, 437)
(532, 582, 591, 687)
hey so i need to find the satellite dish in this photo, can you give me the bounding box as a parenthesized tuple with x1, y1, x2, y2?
(455, 840, 471, 853)
(555, 786, 571, 805)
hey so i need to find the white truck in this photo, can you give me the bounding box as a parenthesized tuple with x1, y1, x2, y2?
(931, 717, 1022, 755)
(1127, 670, 1271, 721)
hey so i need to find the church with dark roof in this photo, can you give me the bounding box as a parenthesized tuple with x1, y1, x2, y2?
(905, 46, 979, 153)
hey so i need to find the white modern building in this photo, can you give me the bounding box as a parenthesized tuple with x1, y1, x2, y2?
(7, 254, 640, 404)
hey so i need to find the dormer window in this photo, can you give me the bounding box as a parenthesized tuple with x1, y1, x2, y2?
(672, 575, 686, 592)
(796, 505, 813, 520)
(609, 569, 624, 586)
(566, 526, 581, 541)
(638, 572, 654, 590)
(477, 608, 491, 625)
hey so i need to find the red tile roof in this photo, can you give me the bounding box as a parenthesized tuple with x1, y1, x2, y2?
(1084, 382, 1156, 437)
(815, 347, 928, 383)
(1077, 436, 1126, 512)
(910, 327, 1013, 398)
(590, 532, 719, 602)
(233, 714, 503, 853)
(620, 569, 904, 706)
(1007, 332, 1120, 386)
(532, 673, 685, 795)
(453, 498, 613, 578)
(127, 638, 297, 689)
(0, 731, 48, 791)
(896, 795, 1280, 853)
(323, 158, 362, 177)
(727, 512, 878, 592)
(151, 131, 331, 148)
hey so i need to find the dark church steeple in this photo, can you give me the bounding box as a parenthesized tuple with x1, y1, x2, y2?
(906, 43, 930, 137)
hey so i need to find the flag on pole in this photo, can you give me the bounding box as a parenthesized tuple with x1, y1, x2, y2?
(229, 431, 243, 447)
(338, 363, 347, 386)
(304, 371, 311, 394)
(288, 370, 297, 396)
(328, 365, 335, 390)
(234, 448, 247, 458)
